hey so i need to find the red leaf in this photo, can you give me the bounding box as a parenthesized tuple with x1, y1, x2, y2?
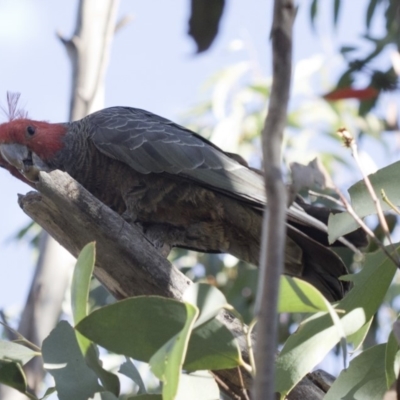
(323, 87, 379, 101)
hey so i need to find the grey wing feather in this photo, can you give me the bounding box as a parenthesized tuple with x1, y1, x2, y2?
(88, 106, 267, 205)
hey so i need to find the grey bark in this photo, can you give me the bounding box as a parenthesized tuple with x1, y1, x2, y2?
(253, 1, 295, 399)
(19, 171, 191, 300)
(59, 0, 120, 120)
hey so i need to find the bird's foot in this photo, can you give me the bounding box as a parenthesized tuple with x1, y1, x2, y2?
(141, 224, 172, 258)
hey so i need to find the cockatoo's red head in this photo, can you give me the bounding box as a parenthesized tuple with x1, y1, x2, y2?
(0, 93, 66, 181)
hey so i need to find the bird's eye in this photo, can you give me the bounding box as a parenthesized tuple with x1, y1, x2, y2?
(26, 126, 36, 136)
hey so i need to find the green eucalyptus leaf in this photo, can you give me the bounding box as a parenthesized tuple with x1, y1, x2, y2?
(85, 345, 120, 397)
(76, 296, 240, 372)
(325, 344, 387, 400)
(340, 46, 357, 53)
(347, 317, 373, 352)
(71, 243, 120, 396)
(72, 242, 96, 326)
(366, 0, 379, 29)
(336, 70, 354, 88)
(0, 360, 27, 394)
(359, 96, 378, 116)
(72, 242, 95, 355)
(310, 0, 318, 28)
(188, 0, 225, 52)
(276, 246, 398, 397)
(183, 283, 227, 327)
(184, 317, 240, 371)
(76, 297, 186, 361)
(40, 387, 56, 400)
(90, 392, 119, 400)
(333, 0, 341, 26)
(385, 328, 400, 388)
(175, 371, 219, 400)
(278, 276, 335, 313)
(119, 358, 146, 394)
(278, 275, 347, 365)
(0, 340, 38, 365)
(42, 321, 101, 400)
(150, 302, 198, 400)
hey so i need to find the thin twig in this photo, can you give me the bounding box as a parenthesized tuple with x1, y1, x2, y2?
(351, 144, 396, 249)
(0, 321, 42, 353)
(22, 392, 38, 400)
(382, 189, 400, 216)
(247, 318, 257, 375)
(290, 202, 361, 255)
(333, 186, 399, 266)
(211, 373, 242, 400)
(224, 305, 254, 374)
(114, 14, 134, 33)
(0, 310, 16, 341)
(253, 1, 295, 399)
(237, 367, 251, 400)
(339, 128, 399, 263)
(308, 190, 343, 207)
(307, 189, 369, 254)
(309, 179, 399, 266)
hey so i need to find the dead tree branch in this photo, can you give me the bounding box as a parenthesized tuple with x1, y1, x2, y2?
(18, 171, 190, 300)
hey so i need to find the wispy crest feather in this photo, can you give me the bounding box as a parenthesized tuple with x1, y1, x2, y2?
(1, 92, 28, 121)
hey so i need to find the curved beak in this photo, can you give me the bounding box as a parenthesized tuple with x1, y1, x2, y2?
(0, 143, 27, 171)
(0, 143, 49, 181)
